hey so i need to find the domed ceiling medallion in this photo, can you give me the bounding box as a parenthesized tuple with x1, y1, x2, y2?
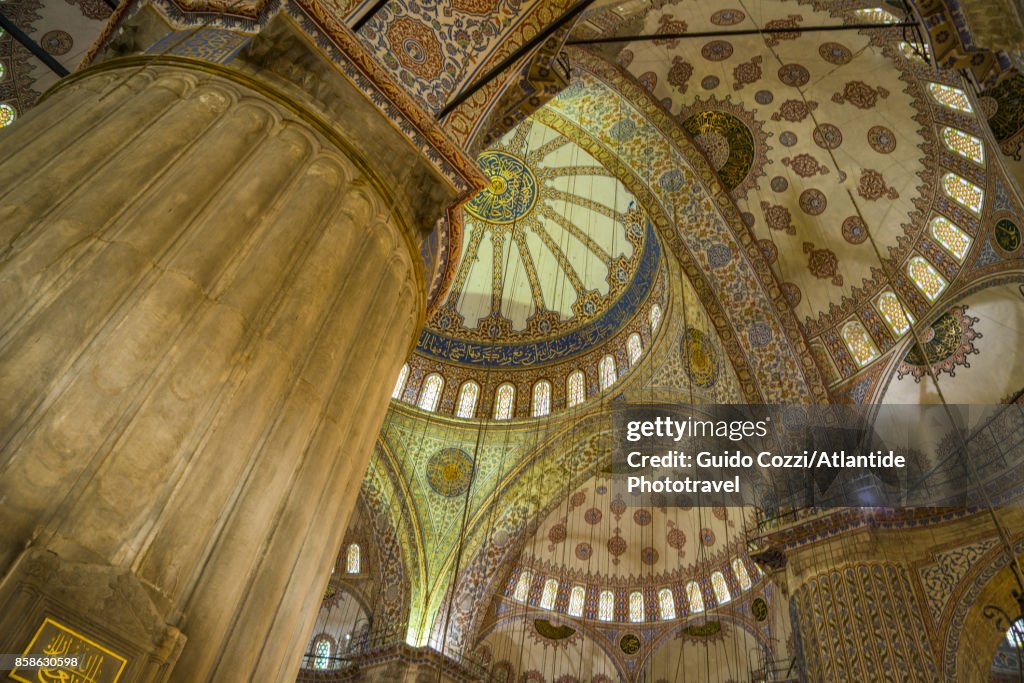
(677, 96, 770, 199)
(464, 151, 538, 224)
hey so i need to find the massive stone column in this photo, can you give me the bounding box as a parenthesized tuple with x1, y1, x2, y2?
(0, 16, 472, 681)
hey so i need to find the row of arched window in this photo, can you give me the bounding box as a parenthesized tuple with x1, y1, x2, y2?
(840, 83, 985, 369)
(508, 557, 758, 623)
(392, 305, 662, 419)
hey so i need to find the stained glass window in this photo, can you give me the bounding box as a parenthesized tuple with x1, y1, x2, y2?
(941, 127, 985, 165)
(928, 83, 974, 113)
(899, 40, 929, 61)
(513, 570, 532, 602)
(455, 382, 479, 418)
(598, 590, 614, 621)
(494, 383, 515, 420)
(346, 544, 360, 573)
(313, 638, 331, 669)
(658, 588, 676, 620)
(876, 291, 914, 336)
(731, 558, 753, 591)
(567, 585, 585, 617)
(649, 304, 662, 333)
(627, 333, 642, 366)
(907, 256, 947, 302)
(854, 7, 900, 23)
(943, 174, 984, 214)
(930, 216, 972, 261)
(532, 380, 551, 417)
(841, 321, 880, 367)
(417, 373, 443, 412)
(686, 582, 704, 613)
(599, 355, 617, 390)
(711, 571, 731, 604)
(0, 103, 15, 128)
(629, 591, 645, 623)
(392, 363, 409, 399)
(566, 371, 585, 408)
(1007, 619, 1024, 648)
(540, 578, 558, 609)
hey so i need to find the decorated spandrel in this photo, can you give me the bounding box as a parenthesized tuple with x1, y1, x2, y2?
(10, 618, 128, 683)
(930, 216, 972, 261)
(455, 381, 479, 418)
(566, 371, 585, 407)
(841, 321, 880, 367)
(531, 380, 550, 417)
(628, 591, 645, 623)
(907, 256, 948, 302)
(658, 588, 676, 620)
(928, 83, 974, 113)
(941, 127, 985, 165)
(626, 333, 642, 366)
(711, 571, 731, 604)
(686, 581, 705, 613)
(877, 291, 914, 336)
(942, 173, 984, 214)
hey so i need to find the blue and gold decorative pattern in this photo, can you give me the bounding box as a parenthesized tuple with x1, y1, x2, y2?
(426, 448, 475, 497)
(146, 29, 250, 65)
(465, 151, 538, 223)
(415, 221, 661, 367)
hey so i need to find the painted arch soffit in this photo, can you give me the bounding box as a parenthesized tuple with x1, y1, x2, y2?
(550, 51, 827, 403)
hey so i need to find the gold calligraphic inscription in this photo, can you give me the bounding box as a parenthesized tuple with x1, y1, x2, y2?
(9, 618, 127, 683)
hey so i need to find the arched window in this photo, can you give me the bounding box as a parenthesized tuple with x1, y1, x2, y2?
(513, 570, 532, 602)
(930, 216, 972, 261)
(876, 291, 913, 336)
(540, 578, 558, 609)
(494, 383, 515, 420)
(392, 363, 409, 400)
(598, 590, 615, 621)
(417, 373, 443, 412)
(626, 333, 642, 366)
(1007, 618, 1024, 648)
(566, 371, 585, 408)
(841, 321, 880, 368)
(0, 104, 16, 128)
(941, 127, 984, 165)
(711, 571, 731, 604)
(907, 256, 947, 302)
(599, 355, 617, 390)
(686, 582, 704, 614)
(928, 83, 974, 113)
(629, 591, 645, 623)
(649, 304, 662, 333)
(854, 6, 900, 23)
(942, 173, 984, 214)
(455, 381, 479, 418)
(531, 380, 551, 417)
(567, 585, 585, 617)
(732, 558, 753, 591)
(658, 588, 676, 620)
(346, 544, 360, 574)
(313, 636, 332, 669)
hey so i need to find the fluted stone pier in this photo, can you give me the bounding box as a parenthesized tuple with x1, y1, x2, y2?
(0, 19, 470, 681)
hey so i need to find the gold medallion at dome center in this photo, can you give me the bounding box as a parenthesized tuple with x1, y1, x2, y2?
(465, 150, 538, 224)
